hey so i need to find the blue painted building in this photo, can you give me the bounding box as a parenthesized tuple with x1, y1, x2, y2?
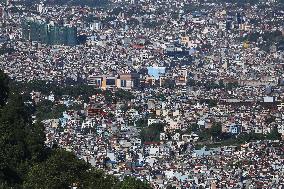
(147, 66, 166, 79)
(228, 124, 241, 134)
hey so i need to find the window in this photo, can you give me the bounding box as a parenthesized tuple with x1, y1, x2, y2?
(106, 79, 115, 85)
(121, 80, 126, 87)
(95, 79, 101, 86)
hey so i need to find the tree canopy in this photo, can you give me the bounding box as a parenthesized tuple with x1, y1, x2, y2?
(266, 126, 282, 140)
(0, 70, 9, 106)
(0, 70, 152, 189)
(140, 123, 165, 143)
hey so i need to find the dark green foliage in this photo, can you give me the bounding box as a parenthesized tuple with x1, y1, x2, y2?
(104, 90, 114, 103)
(23, 149, 152, 189)
(35, 100, 67, 121)
(204, 82, 223, 90)
(25, 122, 46, 162)
(77, 34, 87, 44)
(210, 122, 222, 141)
(226, 82, 239, 90)
(166, 185, 177, 189)
(0, 70, 152, 189)
(163, 79, 175, 89)
(140, 123, 165, 143)
(119, 176, 152, 189)
(200, 99, 217, 108)
(243, 30, 284, 51)
(0, 45, 14, 55)
(265, 115, 276, 125)
(188, 79, 226, 90)
(194, 122, 224, 142)
(127, 18, 140, 27)
(23, 149, 90, 189)
(10, 81, 135, 120)
(120, 105, 130, 112)
(135, 118, 148, 128)
(10, 80, 102, 102)
(171, 12, 179, 20)
(133, 105, 145, 113)
(115, 89, 135, 101)
(236, 132, 266, 142)
(80, 168, 119, 189)
(0, 94, 44, 187)
(11, 81, 135, 121)
(266, 126, 281, 140)
(197, 129, 212, 141)
(187, 123, 199, 133)
(199, 131, 271, 149)
(243, 32, 261, 42)
(112, 7, 124, 15)
(155, 93, 166, 101)
(34, 100, 84, 121)
(0, 70, 9, 106)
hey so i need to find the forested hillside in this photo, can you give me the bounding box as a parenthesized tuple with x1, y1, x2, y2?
(0, 70, 151, 189)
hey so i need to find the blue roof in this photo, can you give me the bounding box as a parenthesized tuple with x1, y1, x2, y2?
(193, 147, 213, 156)
(147, 67, 166, 79)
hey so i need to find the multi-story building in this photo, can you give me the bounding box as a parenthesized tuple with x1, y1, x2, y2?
(87, 73, 140, 90)
(21, 19, 77, 46)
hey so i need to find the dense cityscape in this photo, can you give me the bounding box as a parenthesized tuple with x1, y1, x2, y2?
(0, 0, 284, 188)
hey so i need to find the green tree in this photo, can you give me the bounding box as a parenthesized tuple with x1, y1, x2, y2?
(226, 82, 239, 90)
(0, 45, 14, 55)
(80, 168, 119, 189)
(265, 115, 276, 125)
(35, 100, 67, 121)
(166, 185, 177, 189)
(197, 129, 211, 141)
(135, 118, 147, 128)
(23, 149, 90, 189)
(200, 99, 217, 108)
(0, 70, 9, 106)
(25, 122, 46, 162)
(119, 177, 151, 189)
(210, 122, 222, 141)
(104, 90, 114, 103)
(115, 89, 134, 101)
(187, 123, 199, 133)
(0, 94, 44, 187)
(266, 126, 281, 140)
(0, 71, 154, 189)
(140, 123, 165, 143)
(237, 132, 265, 143)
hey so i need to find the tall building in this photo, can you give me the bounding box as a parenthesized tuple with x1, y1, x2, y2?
(0, 6, 3, 18)
(21, 19, 78, 46)
(66, 26, 77, 46)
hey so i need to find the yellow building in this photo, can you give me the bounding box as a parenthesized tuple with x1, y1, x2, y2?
(243, 41, 249, 49)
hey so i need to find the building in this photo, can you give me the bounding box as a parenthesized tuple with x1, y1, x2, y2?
(21, 19, 77, 46)
(88, 73, 140, 90)
(117, 73, 140, 89)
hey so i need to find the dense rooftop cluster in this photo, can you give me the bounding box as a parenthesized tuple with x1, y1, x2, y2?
(0, 0, 284, 188)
